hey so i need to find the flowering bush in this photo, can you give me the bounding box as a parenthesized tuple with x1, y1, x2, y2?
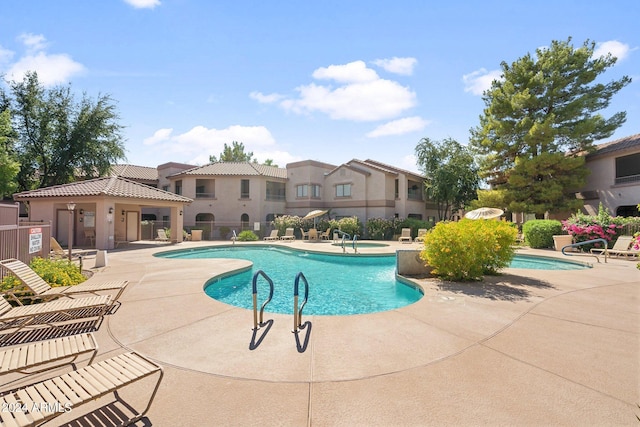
(420, 219, 517, 281)
(562, 204, 624, 251)
(272, 215, 303, 235)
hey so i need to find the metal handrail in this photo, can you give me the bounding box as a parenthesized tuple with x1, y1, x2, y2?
(252, 270, 274, 330)
(293, 272, 309, 333)
(561, 238, 608, 263)
(335, 230, 351, 253)
(352, 234, 358, 254)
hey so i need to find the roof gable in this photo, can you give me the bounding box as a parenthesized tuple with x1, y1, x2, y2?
(169, 162, 288, 179)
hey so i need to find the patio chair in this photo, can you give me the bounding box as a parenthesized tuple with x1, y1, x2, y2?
(0, 351, 163, 427)
(0, 332, 97, 376)
(320, 228, 331, 240)
(414, 228, 428, 243)
(299, 228, 309, 240)
(50, 237, 93, 260)
(0, 293, 111, 341)
(0, 258, 128, 305)
(280, 228, 296, 241)
(83, 229, 96, 246)
(263, 229, 279, 241)
(590, 235, 634, 257)
(398, 228, 412, 243)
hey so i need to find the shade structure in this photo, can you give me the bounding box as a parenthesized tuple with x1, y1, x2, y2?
(303, 209, 328, 228)
(464, 207, 504, 220)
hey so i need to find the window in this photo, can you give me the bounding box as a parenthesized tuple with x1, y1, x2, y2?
(196, 179, 215, 198)
(162, 185, 169, 192)
(407, 180, 422, 200)
(615, 153, 640, 184)
(395, 179, 399, 199)
(336, 184, 351, 197)
(296, 184, 320, 198)
(241, 213, 249, 230)
(241, 179, 250, 199)
(174, 180, 182, 195)
(266, 181, 286, 201)
(408, 214, 423, 220)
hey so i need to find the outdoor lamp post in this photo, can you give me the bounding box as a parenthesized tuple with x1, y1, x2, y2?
(67, 202, 76, 261)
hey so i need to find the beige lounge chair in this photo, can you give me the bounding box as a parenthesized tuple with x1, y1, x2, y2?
(156, 229, 170, 242)
(0, 258, 128, 305)
(414, 228, 427, 243)
(0, 294, 111, 341)
(50, 237, 92, 260)
(263, 229, 279, 241)
(590, 235, 634, 258)
(398, 228, 412, 243)
(280, 228, 295, 241)
(0, 333, 97, 376)
(299, 228, 309, 240)
(0, 351, 163, 427)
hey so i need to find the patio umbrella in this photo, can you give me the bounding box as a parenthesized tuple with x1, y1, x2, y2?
(464, 207, 504, 220)
(303, 209, 328, 228)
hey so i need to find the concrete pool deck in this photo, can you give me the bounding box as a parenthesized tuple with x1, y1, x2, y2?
(6, 240, 639, 426)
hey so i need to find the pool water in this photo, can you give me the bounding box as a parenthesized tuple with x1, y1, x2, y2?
(157, 246, 423, 315)
(509, 254, 590, 270)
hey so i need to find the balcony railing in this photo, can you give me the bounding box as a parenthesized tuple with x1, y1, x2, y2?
(195, 192, 215, 199)
(615, 174, 640, 185)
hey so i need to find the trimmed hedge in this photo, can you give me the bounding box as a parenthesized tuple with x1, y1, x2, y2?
(522, 219, 562, 249)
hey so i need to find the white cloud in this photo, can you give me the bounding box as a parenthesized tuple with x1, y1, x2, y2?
(462, 68, 502, 96)
(312, 60, 379, 84)
(143, 124, 276, 163)
(366, 116, 429, 138)
(400, 154, 420, 174)
(17, 33, 48, 52)
(252, 150, 302, 168)
(143, 128, 173, 145)
(372, 57, 417, 75)
(275, 60, 416, 122)
(2, 33, 85, 86)
(249, 91, 284, 104)
(593, 40, 632, 62)
(123, 0, 161, 9)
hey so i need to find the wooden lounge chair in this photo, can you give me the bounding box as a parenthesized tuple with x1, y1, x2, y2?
(398, 228, 412, 243)
(0, 333, 97, 376)
(280, 228, 295, 241)
(414, 228, 427, 243)
(0, 294, 111, 342)
(0, 351, 163, 427)
(263, 230, 279, 241)
(590, 235, 634, 258)
(0, 258, 128, 305)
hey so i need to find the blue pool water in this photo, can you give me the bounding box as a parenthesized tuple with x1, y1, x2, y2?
(155, 246, 589, 315)
(156, 246, 422, 315)
(509, 254, 590, 270)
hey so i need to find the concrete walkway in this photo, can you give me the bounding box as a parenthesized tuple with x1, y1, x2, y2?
(11, 240, 640, 426)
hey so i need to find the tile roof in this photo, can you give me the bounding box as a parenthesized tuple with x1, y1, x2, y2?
(362, 159, 426, 179)
(587, 133, 640, 159)
(13, 176, 192, 203)
(109, 164, 159, 181)
(170, 162, 288, 179)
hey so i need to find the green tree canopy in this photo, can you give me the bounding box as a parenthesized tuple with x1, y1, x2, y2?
(0, 109, 20, 198)
(5, 71, 126, 191)
(209, 141, 276, 166)
(415, 137, 479, 221)
(470, 38, 630, 214)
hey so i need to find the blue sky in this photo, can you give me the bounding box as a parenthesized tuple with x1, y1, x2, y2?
(1, 0, 639, 172)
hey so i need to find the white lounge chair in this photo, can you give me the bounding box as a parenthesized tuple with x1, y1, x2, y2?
(280, 228, 295, 241)
(590, 235, 634, 258)
(0, 258, 128, 308)
(263, 230, 279, 241)
(414, 228, 428, 243)
(156, 229, 170, 242)
(0, 351, 163, 426)
(398, 228, 412, 243)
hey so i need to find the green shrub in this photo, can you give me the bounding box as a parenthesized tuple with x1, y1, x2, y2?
(1, 257, 86, 293)
(237, 230, 259, 241)
(365, 217, 394, 239)
(420, 219, 517, 281)
(522, 219, 562, 249)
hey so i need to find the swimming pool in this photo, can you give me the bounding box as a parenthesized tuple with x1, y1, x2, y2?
(509, 254, 591, 270)
(156, 245, 423, 315)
